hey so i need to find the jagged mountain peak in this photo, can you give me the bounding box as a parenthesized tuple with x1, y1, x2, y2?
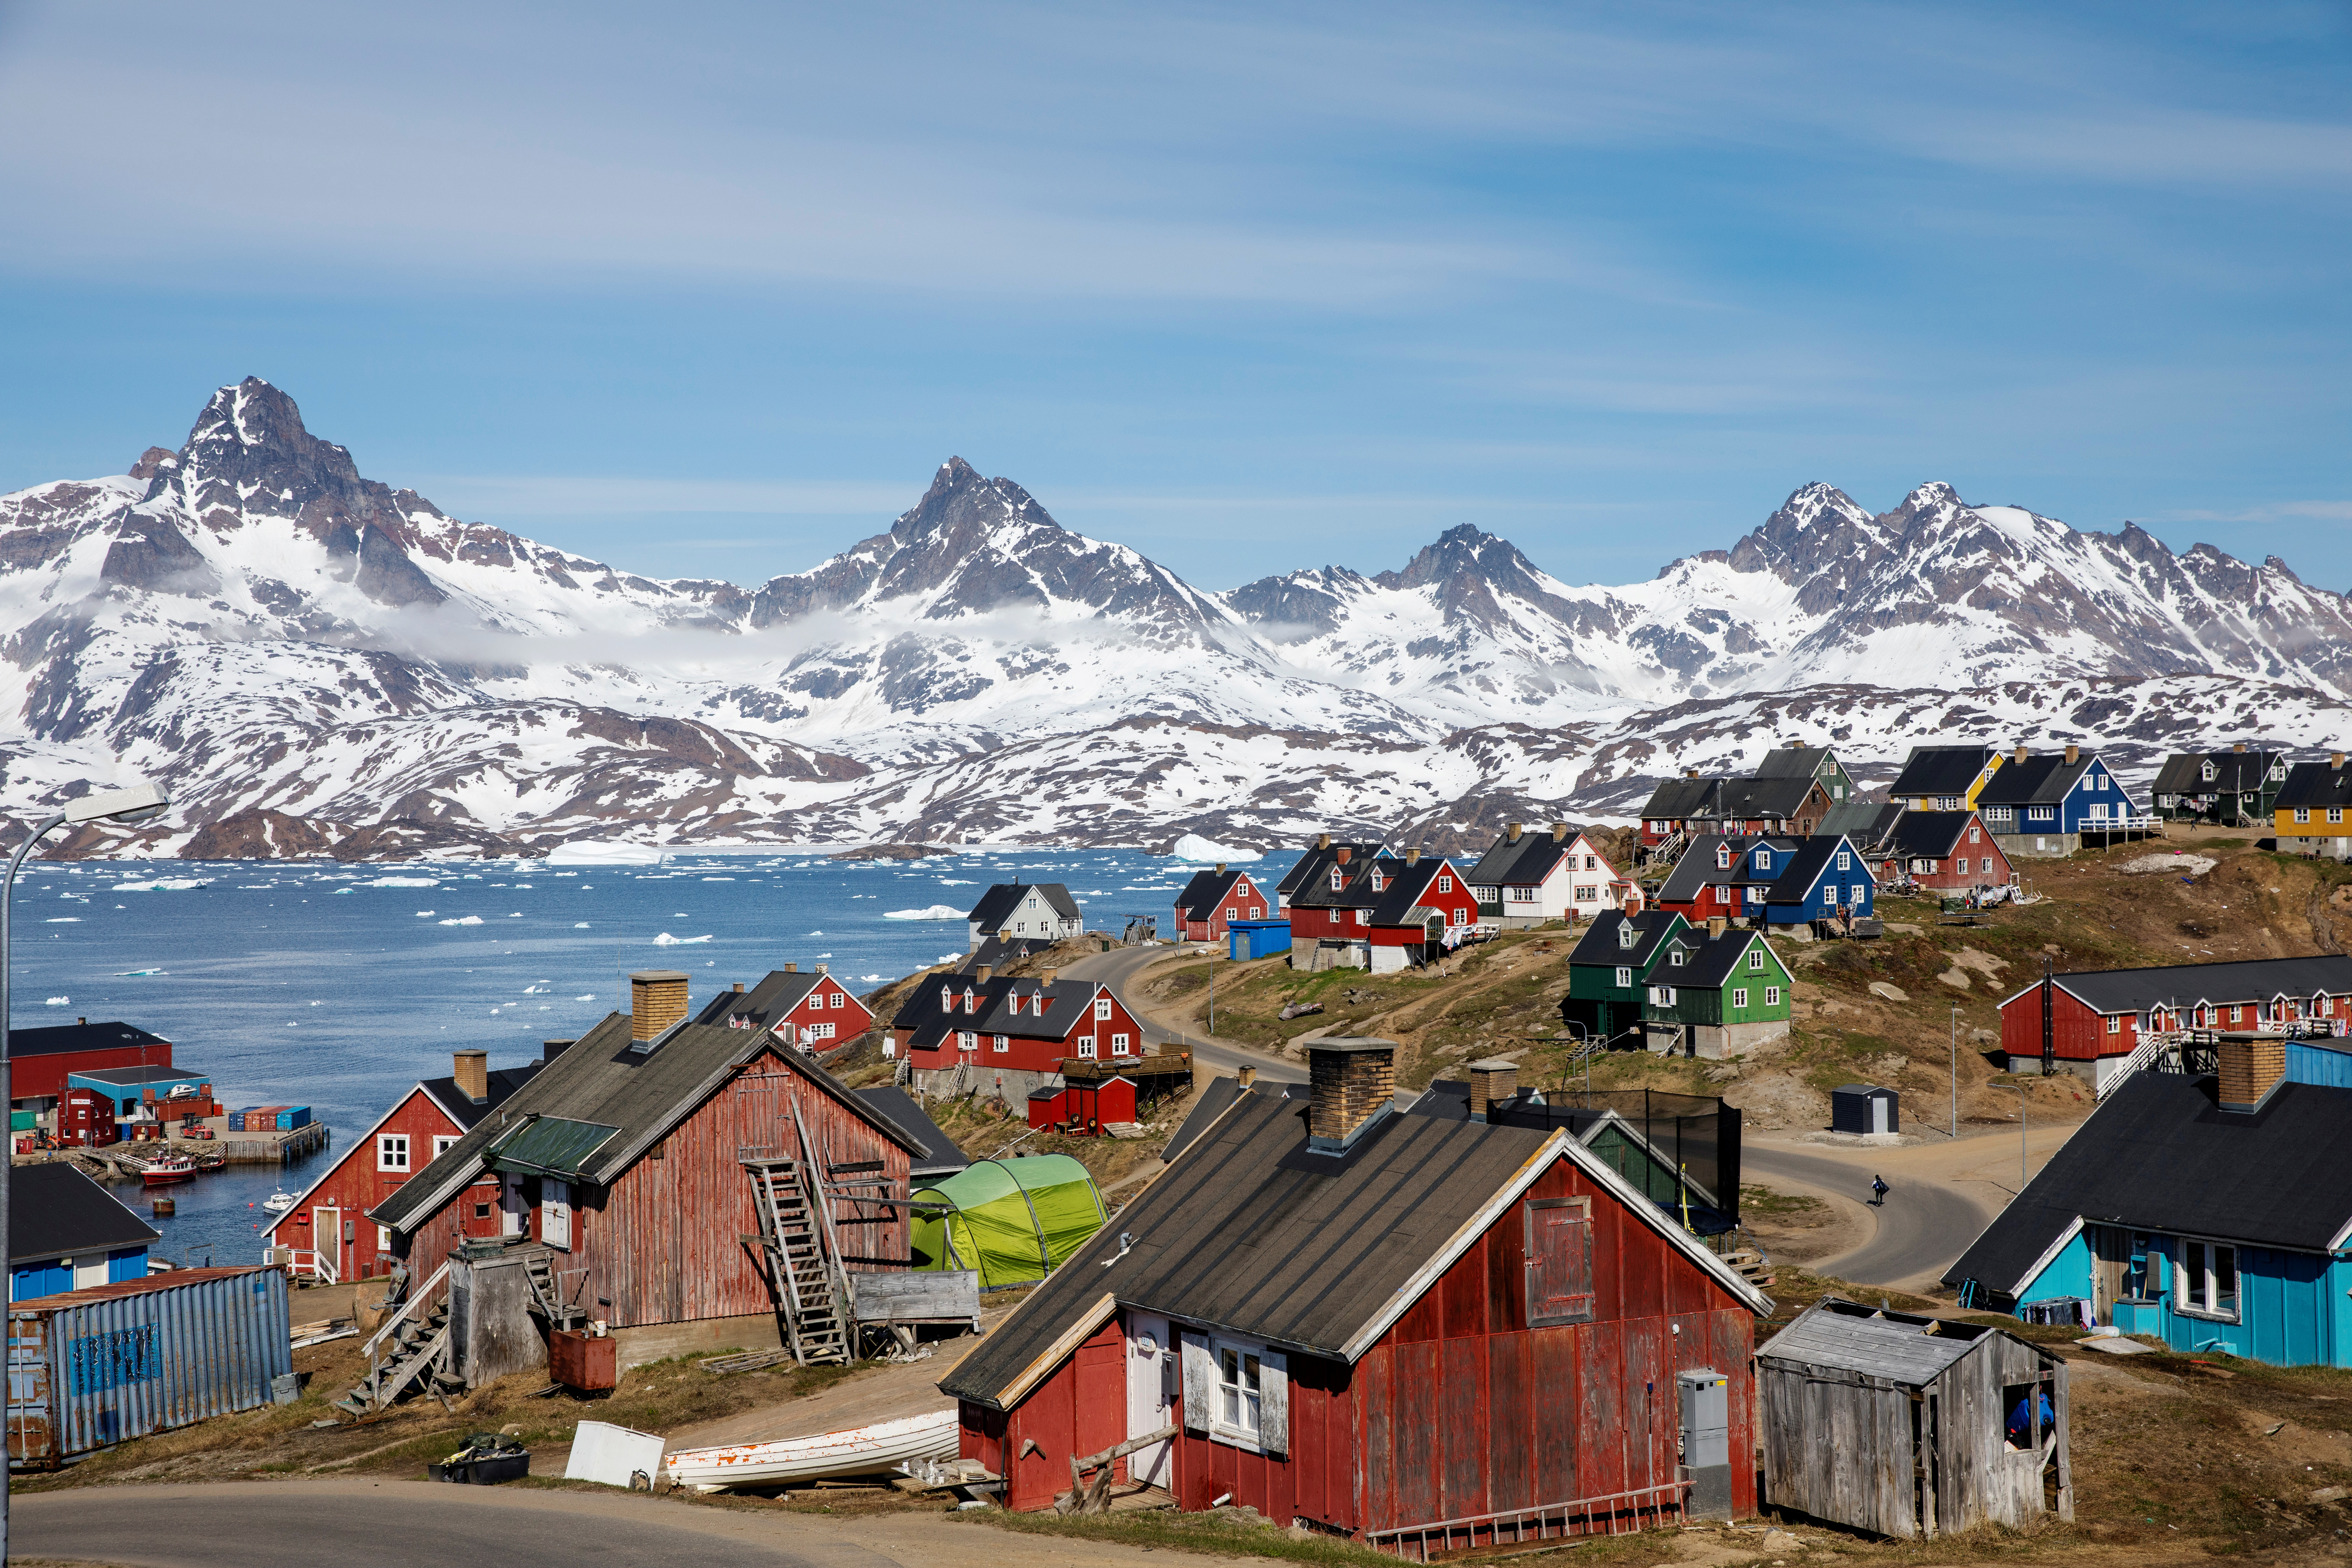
(1372, 523, 1542, 593)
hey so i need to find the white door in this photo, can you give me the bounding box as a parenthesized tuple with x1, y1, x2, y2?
(1126, 1310, 1175, 1490)
(312, 1206, 341, 1279)
(500, 1174, 529, 1237)
(542, 1180, 573, 1251)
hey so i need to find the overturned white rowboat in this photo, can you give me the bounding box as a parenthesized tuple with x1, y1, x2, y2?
(663, 1408, 959, 1492)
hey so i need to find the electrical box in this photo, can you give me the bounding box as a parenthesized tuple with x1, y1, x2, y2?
(1677, 1368, 1732, 1522)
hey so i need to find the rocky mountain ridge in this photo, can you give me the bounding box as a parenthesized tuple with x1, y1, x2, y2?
(2, 377, 2347, 859)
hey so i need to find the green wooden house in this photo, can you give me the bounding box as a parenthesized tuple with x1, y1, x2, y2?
(2151, 744, 2287, 826)
(1756, 742, 1860, 807)
(1642, 920, 1794, 1060)
(1563, 910, 1688, 1042)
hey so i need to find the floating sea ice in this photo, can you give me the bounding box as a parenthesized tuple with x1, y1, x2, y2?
(574, 994, 594, 1001)
(365, 876, 441, 888)
(508, 913, 523, 917)
(652, 932, 713, 945)
(332, 888, 356, 895)
(116, 969, 165, 976)
(523, 986, 540, 994)
(573, 922, 591, 929)
(938, 879, 974, 886)
(112, 878, 210, 892)
(702, 877, 734, 882)
(937, 953, 961, 962)
(860, 974, 884, 983)
(45, 917, 79, 923)
(440, 915, 485, 926)
(416, 911, 435, 917)
(884, 906, 962, 921)
(807, 930, 824, 936)
(44, 996, 68, 1006)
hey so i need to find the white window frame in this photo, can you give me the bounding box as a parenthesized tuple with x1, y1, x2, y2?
(1077, 1035, 1098, 1059)
(1732, 988, 1749, 1010)
(2105, 1015, 2120, 1034)
(1437, 875, 1452, 893)
(2176, 1239, 2239, 1321)
(2296, 808, 2312, 824)
(994, 1034, 1009, 1053)
(1835, 850, 1848, 871)
(1764, 986, 1781, 1006)
(1615, 965, 1633, 987)
(1669, 948, 1687, 967)
(1112, 1032, 1130, 1052)
(377, 1134, 410, 1172)
(808, 1021, 835, 1041)
(432, 1134, 459, 1158)
(1095, 997, 1113, 1021)
(830, 992, 844, 1008)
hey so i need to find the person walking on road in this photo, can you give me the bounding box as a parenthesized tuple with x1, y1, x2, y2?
(1870, 1174, 1890, 1208)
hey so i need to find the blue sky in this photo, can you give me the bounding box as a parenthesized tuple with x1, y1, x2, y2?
(2, 1, 2347, 590)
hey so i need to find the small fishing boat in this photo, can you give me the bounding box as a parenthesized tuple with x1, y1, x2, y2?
(260, 1189, 298, 1213)
(130, 1151, 197, 1186)
(663, 1408, 959, 1492)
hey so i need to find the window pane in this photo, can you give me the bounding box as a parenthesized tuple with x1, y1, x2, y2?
(2215, 1247, 2237, 1315)
(1243, 1353, 1261, 1393)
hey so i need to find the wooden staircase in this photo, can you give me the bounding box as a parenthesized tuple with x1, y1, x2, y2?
(521, 1246, 589, 1331)
(336, 1272, 460, 1415)
(743, 1150, 852, 1366)
(1722, 1247, 1774, 1289)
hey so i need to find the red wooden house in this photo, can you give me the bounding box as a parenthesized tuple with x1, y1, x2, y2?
(1278, 841, 1474, 972)
(942, 1042, 1771, 1552)
(264, 1045, 552, 1282)
(696, 965, 875, 1051)
(1997, 954, 2352, 1091)
(372, 970, 927, 1367)
(1364, 855, 1478, 974)
(1174, 864, 1270, 942)
(57, 1085, 117, 1148)
(1275, 838, 1390, 941)
(8, 1019, 173, 1130)
(1878, 811, 2013, 894)
(894, 965, 1144, 1100)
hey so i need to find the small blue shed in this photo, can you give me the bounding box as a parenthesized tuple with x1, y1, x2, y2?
(10, 1164, 160, 1302)
(1227, 918, 1292, 960)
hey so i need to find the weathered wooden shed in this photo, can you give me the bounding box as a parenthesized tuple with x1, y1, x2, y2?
(1758, 1296, 2071, 1540)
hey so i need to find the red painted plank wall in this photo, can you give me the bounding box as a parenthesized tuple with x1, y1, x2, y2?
(266, 1088, 463, 1278)
(961, 1318, 1128, 1511)
(397, 1050, 910, 1329)
(1998, 981, 2125, 1064)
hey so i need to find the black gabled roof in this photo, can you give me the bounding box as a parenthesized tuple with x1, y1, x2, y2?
(1366, 858, 1460, 925)
(852, 1084, 968, 1178)
(6, 1020, 172, 1060)
(419, 1063, 545, 1132)
(1636, 776, 1722, 821)
(1884, 811, 1978, 859)
(966, 882, 1083, 931)
(1161, 1075, 1307, 1164)
(2007, 954, 2352, 1016)
(1173, 867, 1251, 918)
(1945, 1073, 2352, 1294)
(372, 1010, 923, 1231)
(1275, 841, 1382, 901)
(1703, 775, 1819, 820)
(1465, 827, 1584, 888)
(1567, 909, 1687, 971)
(1284, 849, 1404, 911)
(694, 968, 832, 1028)
(1977, 751, 2098, 807)
(1657, 925, 1780, 988)
(12, 1162, 159, 1265)
(2153, 749, 2282, 796)
(962, 935, 1052, 973)
(1755, 746, 1839, 780)
(1759, 834, 1861, 903)
(1889, 746, 1997, 799)
(2276, 761, 2352, 811)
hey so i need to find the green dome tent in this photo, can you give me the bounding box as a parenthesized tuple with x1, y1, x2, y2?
(910, 1154, 1107, 1287)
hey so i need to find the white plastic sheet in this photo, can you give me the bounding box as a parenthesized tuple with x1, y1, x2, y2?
(565, 1419, 666, 1488)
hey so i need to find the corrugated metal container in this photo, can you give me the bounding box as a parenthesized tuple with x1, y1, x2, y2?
(275, 1106, 312, 1130)
(6, 1266, 292, 1469)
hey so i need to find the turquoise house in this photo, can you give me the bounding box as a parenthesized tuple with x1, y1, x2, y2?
(1947, 1037, 2352, 1365)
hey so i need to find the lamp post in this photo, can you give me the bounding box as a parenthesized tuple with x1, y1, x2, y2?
(1951, 1003, 1962, 1138)
(3, 781, 169, 1561)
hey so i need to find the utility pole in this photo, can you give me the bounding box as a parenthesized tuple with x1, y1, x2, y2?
(1951, 1003, 1962, 1138)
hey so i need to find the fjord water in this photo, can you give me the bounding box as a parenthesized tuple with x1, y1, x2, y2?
(15, 849, 1191, 1264)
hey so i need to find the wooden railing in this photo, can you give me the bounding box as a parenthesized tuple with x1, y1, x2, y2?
(360, 1258, 450, 1364)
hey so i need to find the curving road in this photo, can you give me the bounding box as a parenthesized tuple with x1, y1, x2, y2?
(1742, 1143, 1997, 1290)
(1062, 943, 1306, 1084)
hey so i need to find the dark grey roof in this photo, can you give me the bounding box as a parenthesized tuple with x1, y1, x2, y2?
(6, 1020, 172, 1060)
(1173, 868, 1250, 917)
(852, 1085, 968, 1178)
(1702, 775, 1820, 821)
(1945, 1073, 2352, 1294)
(1755, 746, 1840, 780)
(966, 883, 1082, 930)
(961, 936, 1052, 973)
(695, 968, 831, 1028)
(1566, 909, 1687, 971)
(419, 1063, 545, 1132)
(2276, 760, 2352, 811)
(1977, 751, 2097, 807)
(1889, 746, 1997, 799)
(1366, 857, 1461, 926)
(892, 972, 1104, 1053)
(1760, 834, 1861, 904)
(1759, 1297, 2015, 1385)
(1275, 842, 1382, 901)
(1819, 801, 1903, 847)
(942, 1097, 1555, 1399)
(2154, 749, 2282, 797)
(1466, 828, 1583, 889)
(1654, 835, 1794, 905)
(372, 1010, 923, 1231)
(2006, 954, 2352, 1015)
(1884, 811, 1976, 859)
(65, 1065, 209, 1087)
(1284, 850, 1407, 912)
(1161, 1076, 1307, 1163)
(12, 1163, 159, 1265)
(1636, 776, 1722, 821)
(1657, 925, 1776, 989)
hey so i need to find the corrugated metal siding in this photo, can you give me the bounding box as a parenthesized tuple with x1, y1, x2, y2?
(402, 1052, 910, 1330)
(7, 1266, 290, 1466)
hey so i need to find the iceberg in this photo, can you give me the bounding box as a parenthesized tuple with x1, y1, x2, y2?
(112, 877, 211, 892)
(652, 932, 713, 945)
(416, 910, 435, 917)
(884, 905, 964, 921)
(547, 841, 665, 867)
(1169, 833, 1259, 863)
(440, 915, 485, 926)
(43, 996, 68, 1005)
(573, 922, 591, 929)
(44, 917, 79, 923)
(365, 876, 441, 888)
(115, 969, 165, 976)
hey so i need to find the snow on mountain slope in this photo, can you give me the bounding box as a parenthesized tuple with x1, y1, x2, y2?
(5, 376, 2351, 859)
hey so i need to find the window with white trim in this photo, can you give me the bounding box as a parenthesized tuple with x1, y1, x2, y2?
(2179, 1240, 2238, 1320)
(1077, 1036, 1098, 1059)
(377, 1134, 409, 1172)
(958, 1031, 977, 1052)
(1355, 909, 1369, 925)
(2105, 1015, 2120, 1034)
(1095, 997, 1113, 1021)
(808, 1021, 835, 1040)
(432, 1134, 459, 1158)
(1732, 987, 1749, 1009)
(1250, 906, 1262, 918)
(1224, 907, 1237, 921)
(1670, 947, 1686, 967)
(1330, 867, 1345, 890)
(1764, 986, 1781, 1006)
(1618, 924, 1635, 948)
(1437, 875, 1452, 892)
(1748, 949, 1764, 970)
(1835, 850, 1849, 871)
(377, 1224, 393, 1254)
(1112, 1033, 1130, 1052)
(830, 992, 845, 1008)
(1216, 1345, 1263, 1439)
(994, 1034, 1009, 1052)
(2332, 808, 2345, 825)
(1615, 965, 1633, 987)
(2297, 808, 2312, 824)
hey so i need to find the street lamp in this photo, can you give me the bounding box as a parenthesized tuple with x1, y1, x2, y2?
(4, 780, 169, 1561)
(1950, 1003, 1962, 1139)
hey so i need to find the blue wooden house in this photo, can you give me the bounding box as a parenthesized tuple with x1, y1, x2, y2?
(1947, 1037, 2352, 1365)
(10, 1163, 158, 1300)
(1975, 742, 2141, 858)
(1750, 834, 1874, 926)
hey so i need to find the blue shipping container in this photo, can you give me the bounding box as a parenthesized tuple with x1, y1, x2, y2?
(1227, 919, 1292, 961)
(6, 1266, 291, 1468)
(275, 1107, 311, 1130)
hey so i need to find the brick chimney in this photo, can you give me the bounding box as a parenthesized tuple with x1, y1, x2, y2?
(630, 969, 690, 1043)
(1685, 767, 1700, 778)
(2064, 743, 2080, 765)
(1335, 846, 1352, 866)
(2014, 743, 2029, 764)
(1552, 822, 1568, 841)
(2234, 742, 2248, 753)
(1316, 833, 1331, 850)
(1468, 1058, 1518, 1122)
(1308, 1039, 1396, 1154)
(976, 965, 994, 984)
(2217, 1036, 2287, 1114)
(784, 962, 797, 973)
(1507, 822, 1523, 843)
(453, 1049, 489, 1104)
(732, 981, 745, 993)
(1237, 1064, 1256, 1089)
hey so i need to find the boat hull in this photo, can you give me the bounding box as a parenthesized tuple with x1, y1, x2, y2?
(139, 1163, 196, 1186)
(664, 1409, 958, 1491)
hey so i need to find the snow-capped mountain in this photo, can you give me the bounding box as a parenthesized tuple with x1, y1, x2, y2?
(2, 377, 2348, 859)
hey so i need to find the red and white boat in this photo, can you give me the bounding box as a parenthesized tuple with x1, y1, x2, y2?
(128, 1151, 197, 1185)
